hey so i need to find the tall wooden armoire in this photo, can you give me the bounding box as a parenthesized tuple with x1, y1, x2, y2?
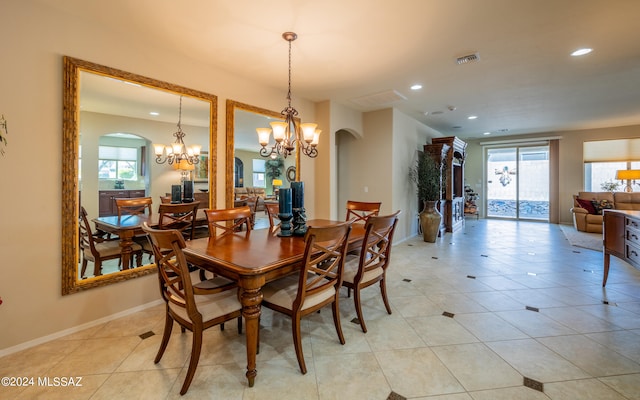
(425, 136, 467, 233)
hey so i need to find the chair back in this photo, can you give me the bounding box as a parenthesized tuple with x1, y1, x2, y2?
(294, 222, 352, 312)
(79, 206, 98, 257)
(204, 206, 253, 237)
(157, 201, 200, 240)
(345, 200, 381, 223)
(159, 196, 171, 204)
(142, 224, 198, 319)
(265, 202, 281, 233)
(115, 196, 153, 217)
(355, 211, 400, 282)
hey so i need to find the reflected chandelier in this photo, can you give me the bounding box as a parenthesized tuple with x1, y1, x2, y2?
(257, 32, 320, 159)
(153, 96, 201, 165)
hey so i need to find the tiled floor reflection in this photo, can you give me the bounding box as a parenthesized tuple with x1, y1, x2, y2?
(3, 219, 640, 399)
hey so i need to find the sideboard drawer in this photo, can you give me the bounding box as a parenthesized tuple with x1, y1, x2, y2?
(626, 242, 640, 268)
(627, 218, 640, 230)
(626, 227, 640, 246)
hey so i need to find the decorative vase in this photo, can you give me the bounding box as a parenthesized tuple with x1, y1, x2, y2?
(419, 200, 442, 243)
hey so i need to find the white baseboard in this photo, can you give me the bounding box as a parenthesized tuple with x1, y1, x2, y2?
(0, 299, 164, 358)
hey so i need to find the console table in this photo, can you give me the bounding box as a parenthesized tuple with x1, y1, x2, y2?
(603, 209, 640, 286)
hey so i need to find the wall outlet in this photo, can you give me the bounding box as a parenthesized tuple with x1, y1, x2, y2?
(364, 186, 368, 193)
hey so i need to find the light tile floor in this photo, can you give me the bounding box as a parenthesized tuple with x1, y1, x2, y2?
(3, 219, 640, 399)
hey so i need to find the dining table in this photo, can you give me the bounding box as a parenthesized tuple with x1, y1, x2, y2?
(183, 219, 365, 387)
(92, 208, 207, 269)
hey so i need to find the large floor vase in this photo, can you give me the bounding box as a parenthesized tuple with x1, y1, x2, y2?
(419, 200, 442, 243)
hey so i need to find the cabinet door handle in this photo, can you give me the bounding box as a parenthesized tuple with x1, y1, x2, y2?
(631, 234, 638, 240)
(631, 250, 638, 257)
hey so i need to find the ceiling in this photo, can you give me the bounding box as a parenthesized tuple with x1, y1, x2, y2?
(46, 0, 640, 140)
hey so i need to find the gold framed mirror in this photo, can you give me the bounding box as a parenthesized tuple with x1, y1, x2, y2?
(62, 56, 217, 295)
(225, 100, 299, 209)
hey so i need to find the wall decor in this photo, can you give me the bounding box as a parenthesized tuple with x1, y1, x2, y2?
(0, 114, 7, 156)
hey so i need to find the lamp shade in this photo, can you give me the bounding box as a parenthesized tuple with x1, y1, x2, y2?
(272, 179, 283, 186)
(173, 159, 195, 171)
(615, 169, 640, 180)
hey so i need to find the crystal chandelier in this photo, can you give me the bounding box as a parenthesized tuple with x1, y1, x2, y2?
(257, 32, 320, 159)
(153, 96, 201, 165)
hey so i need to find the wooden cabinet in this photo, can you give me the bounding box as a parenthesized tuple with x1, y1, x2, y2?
(98, 189, 146, 216)
(603, 209, 640, 286)
(425, 136, 467, 233)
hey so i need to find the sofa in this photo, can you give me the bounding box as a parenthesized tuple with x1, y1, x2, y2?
(234, 187, 268, 212)
(571, 191, 640, 233)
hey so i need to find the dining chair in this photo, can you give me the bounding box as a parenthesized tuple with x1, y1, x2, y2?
(261, 221, 352, 374)
(115, 196, 153, 218)
(142, 224, 243, 395)
(204, 206, 253, 237)
(157, 201, 201, 240)
(264, 202, 281, 233)
(79, 206, 142, 278)
(243, 196, 260, 228)
(342, 211, 400, 333)
(345, 200, 382, 223)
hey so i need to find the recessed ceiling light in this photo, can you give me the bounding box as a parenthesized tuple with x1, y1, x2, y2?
(571, 48, 592, 56)
(468, 115, 478, 120)
(483, 132, 491, 135)
(149, 111, 159, 116)
(410, 84, 422, 90)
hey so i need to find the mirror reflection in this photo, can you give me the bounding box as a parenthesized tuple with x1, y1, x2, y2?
(62, 56, 217, 295)
(225, 101, 298, 230)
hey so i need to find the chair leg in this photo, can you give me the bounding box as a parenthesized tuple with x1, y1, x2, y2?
(180, 325, 203, 395)
(81, 258, 88, 278)
(292, 314, 307, 374)
(380, 279, 392, 315)
(155, 311, 174, 363)
(93, 260, 102, 277)
(353, 288, 367, 333)
(332, 300, 346, 344)
(237, 316, 243, 334)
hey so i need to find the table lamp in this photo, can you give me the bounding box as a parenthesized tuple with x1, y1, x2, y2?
(615, 169, 640, 192)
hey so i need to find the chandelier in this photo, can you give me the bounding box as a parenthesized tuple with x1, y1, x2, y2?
(153, 96, 201, 165)
(257, 32, 320, 159)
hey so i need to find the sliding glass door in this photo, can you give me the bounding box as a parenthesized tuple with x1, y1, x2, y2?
(486, 145, 549, 220)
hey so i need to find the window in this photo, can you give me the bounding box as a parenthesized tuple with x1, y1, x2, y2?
(585, 161, 640, 191)
(98, 146, 138, 180)
(252, 159, 266, 188)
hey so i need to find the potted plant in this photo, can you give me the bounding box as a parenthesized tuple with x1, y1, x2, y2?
(411, 153, 443, 242)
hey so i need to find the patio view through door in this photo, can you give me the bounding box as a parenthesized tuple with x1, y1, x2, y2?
(486, 145, 549, 220)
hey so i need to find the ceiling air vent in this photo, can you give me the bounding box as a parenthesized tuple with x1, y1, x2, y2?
(456, 52, 480, 65)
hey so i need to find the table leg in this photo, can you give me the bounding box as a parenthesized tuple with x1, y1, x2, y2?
(118, 231, 135, 269)
(239, 284, 263, 387)
(603, 252, 610, 287)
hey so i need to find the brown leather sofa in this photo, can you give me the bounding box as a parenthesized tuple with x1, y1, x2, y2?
(571, 191, 640, 233)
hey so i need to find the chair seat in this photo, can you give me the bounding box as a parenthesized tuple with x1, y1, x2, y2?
(262, 274, 336, 311)
(85, 241, 141, 260)
(168, 290, 241, 323)
(342, 255, 384, 285)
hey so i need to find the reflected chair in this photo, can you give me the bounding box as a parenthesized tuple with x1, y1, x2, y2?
(204, 206, 253, 237)
(261, 222, 352, 374)
(244, 196, 259, 228)
(342, 211, 400, 333)
(157, 201, 201, 240)
(345, 200, 381, 223)
(265, 202, 281, 233)
(142, 224, 242, 395)
(79, 206, 142, 278)
(115, 196, 153, 217)
(115, 197, 154, 260)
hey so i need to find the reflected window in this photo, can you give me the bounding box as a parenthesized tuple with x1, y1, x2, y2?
(98, 146, 138, 180)
(252, 159, 266, 188)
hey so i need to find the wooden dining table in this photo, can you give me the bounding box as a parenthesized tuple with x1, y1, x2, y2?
(92, 209, 207, 269)
(183, 219, 365, 387)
